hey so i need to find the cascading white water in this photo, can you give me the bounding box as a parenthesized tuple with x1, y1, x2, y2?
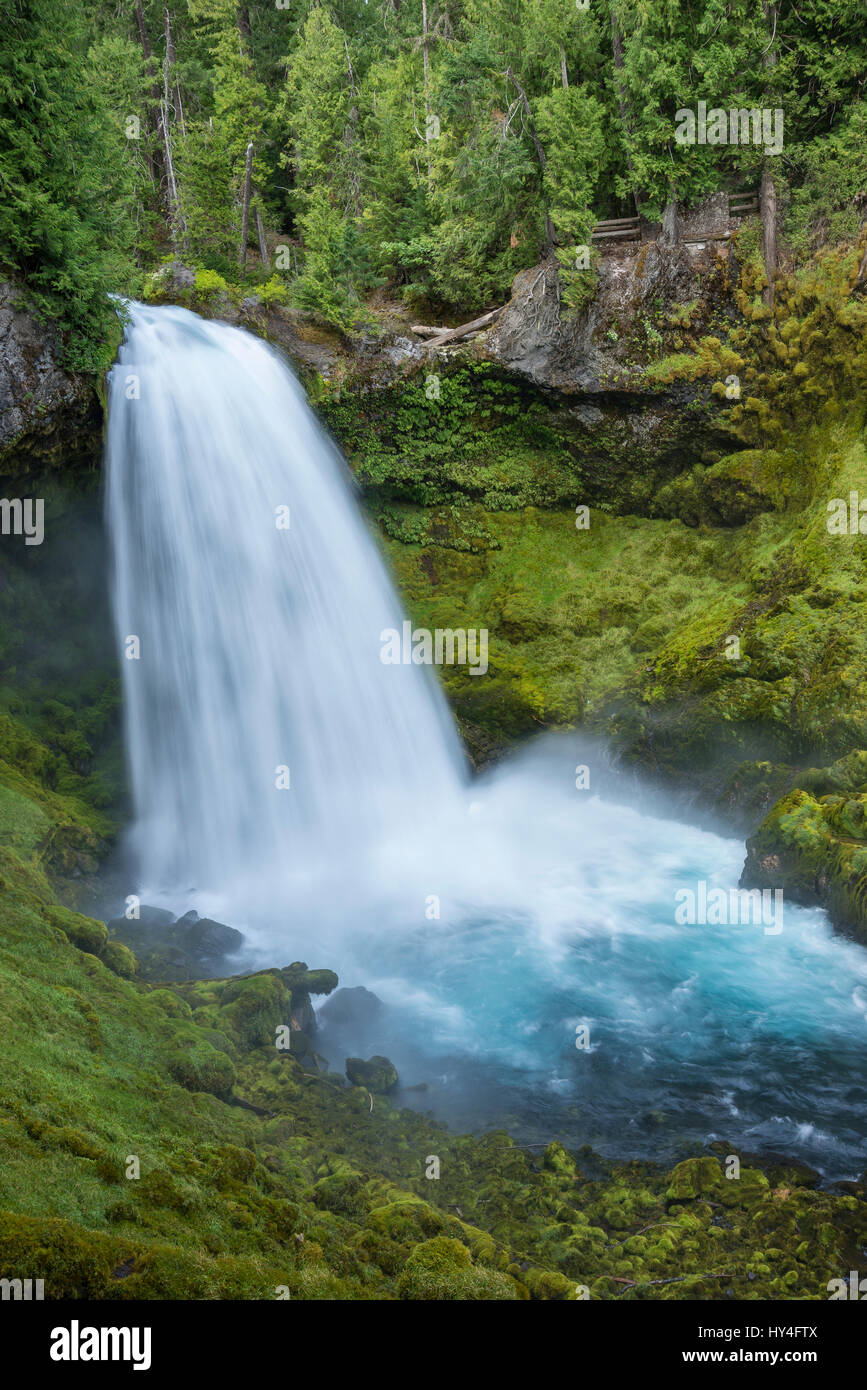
(105, 301, 867, 1176)
(106, 302, 465, 915)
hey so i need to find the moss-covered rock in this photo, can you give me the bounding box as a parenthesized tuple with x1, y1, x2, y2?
(396, 1237, 519, 1300)
(101, 940, 139, 979)
(345, 1055, 398, 1093)
(742, 786, 867, 943)
(166, 1041, 236, 1096)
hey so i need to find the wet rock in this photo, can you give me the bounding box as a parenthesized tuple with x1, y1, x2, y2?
(184, 917, 243, 962)
(318, 985, 383, 1030)
(107, 907, 244, 981)
(163, 260, 195, 291)
(0, 280, 102, 472)
(345, 1055, 398, 1094)
(139, 905, 180, 928)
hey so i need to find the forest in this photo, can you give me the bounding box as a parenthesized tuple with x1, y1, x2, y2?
(1, 0, 864, 364)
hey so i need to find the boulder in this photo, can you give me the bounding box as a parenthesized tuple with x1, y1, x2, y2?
(345, 1055, 398, 1094)
(0, 280, 102, 471)
(183, 917, 243, 961)
(107, 907, 244, 981)
(319, 985, 383, 1030)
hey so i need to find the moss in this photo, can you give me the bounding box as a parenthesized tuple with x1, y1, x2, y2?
(147, 989, 193, 1019)
(166, 1042, 236, 1097)
(742, 786, 867, 944)
(396, 1237, 519, 1300)
(101, 941, 139, 979)
(666, 1157, 723, 1200)
(220, 973, 292, 1050)
(284, 968, 338, 997)
(48, 905, 108, 956)
(345, 1056, 398, 1094)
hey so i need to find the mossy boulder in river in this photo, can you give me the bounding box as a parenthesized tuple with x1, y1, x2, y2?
(742, 783, 867, 945)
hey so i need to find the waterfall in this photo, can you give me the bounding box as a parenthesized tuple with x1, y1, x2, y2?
(106, 302, 465, 918)
(105, 301, 867, 1177)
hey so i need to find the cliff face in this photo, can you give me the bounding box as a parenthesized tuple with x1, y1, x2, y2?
(0, 281, 103, 478)
(485, 238, 728, 391)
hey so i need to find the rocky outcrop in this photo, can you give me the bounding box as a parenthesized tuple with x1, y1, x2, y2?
(0, 281, 102, 476)
(107, 905, 244, 981)
(741, 753, 867, 946)
(485, 238, 730, 392)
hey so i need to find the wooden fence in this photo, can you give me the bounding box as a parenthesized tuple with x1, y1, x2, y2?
(591, 192, 760, 246)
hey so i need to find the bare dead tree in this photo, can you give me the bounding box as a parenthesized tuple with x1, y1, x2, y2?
(239, 141, 254, 271)
(161, 8, 187, 255)
(256, 206, 270, 270)
(760, 0, 779, 307)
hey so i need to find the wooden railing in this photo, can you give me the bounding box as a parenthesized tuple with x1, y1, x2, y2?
(728, 191, 760, 216)
(591, 216, 641, 242)
(591, 192, 759, 248)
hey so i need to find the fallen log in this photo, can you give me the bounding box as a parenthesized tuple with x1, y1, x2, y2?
(419, 305, 504, 347)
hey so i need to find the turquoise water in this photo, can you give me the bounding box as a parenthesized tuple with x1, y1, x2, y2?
(317, 738, 867, 1180)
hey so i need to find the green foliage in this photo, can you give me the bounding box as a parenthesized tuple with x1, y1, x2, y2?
(292, 188, 376, 333)
(0, 0, 137, 368)
(2, 0, 864, 344)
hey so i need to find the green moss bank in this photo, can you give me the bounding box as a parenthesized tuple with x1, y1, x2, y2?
(1, 825, 865, 1301)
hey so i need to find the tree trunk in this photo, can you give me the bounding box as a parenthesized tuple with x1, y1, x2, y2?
(505, 67, 555, 253)
(256, 206, 270, 270)
(760, 166, 778, 306)
(344, 38, 363, 218)
(421, 0, 433, 180)
(133, 0, 160, 184)
(610, 9, 642, 218)
(560, 47, 569, 91)
(760, 1, 779, 307)
(239, 142, 254, 271)
(422, 0, 431, 122)
(237, 5, 252, 45)
(162, 8, 186, 254)
(660, 195, 679, 248)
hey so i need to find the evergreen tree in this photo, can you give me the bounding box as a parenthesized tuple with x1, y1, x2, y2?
(0, 0, 137, 366)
